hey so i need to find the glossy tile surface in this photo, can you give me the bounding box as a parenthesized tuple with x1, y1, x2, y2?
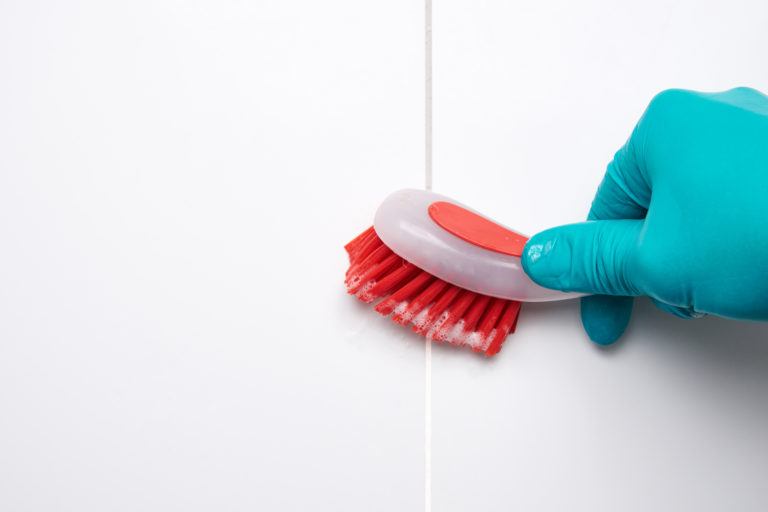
(3, 1, 768, 510)
(0, 2, 425, 510)
(432, 1, 768, 510)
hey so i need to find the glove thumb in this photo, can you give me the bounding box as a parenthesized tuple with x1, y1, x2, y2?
(522, 219, 644, 296)
(521, 220, 644, 346)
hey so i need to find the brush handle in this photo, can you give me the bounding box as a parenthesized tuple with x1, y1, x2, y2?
(373, 189, 583, 302)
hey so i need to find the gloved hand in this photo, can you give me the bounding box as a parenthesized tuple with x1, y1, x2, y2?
(522, 87, 768, 345)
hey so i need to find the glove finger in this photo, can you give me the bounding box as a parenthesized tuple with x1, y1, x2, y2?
(651, 299, 707, 319)
(580, 295, 634, 346)
(588, 149, 649, 221)
(574, 120, 652, 346)
(588, 113, 653, 222)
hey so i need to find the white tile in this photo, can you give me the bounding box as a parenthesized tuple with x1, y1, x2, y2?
(433, 1, 768, 511)
(0, 2, 425, 511)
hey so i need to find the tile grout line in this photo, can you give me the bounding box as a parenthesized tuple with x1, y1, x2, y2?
(424, 1, 432, 512)
(425, 0, 433, 193)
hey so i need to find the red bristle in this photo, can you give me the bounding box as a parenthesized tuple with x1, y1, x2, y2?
(346, 253, 394, 293)
(365, 262, 419, 300)
(430, 290, 477, 342)
(485, 301, 521, 356)
(461, 295, 491, 334)
(508, 303, 522, 334)
(348, 229, 381, 265)
(413, 284, 461, 334)
(375, 271, 434, 316)
(348, 253, 401, 296)
(476, 298, 506, 340)
(344, 227, 522, 357)
(345, 242, 391, 283)
(344, 226, 376, 256)
(393, 278, 448, 325)
(499, 301, 522, 334)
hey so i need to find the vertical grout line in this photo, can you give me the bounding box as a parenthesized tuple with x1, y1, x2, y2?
(425, 338, 432, 512)
(424, 1, 433, 512)
(425, 0, 433, 192)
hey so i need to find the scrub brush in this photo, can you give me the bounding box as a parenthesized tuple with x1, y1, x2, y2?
(344, 189, 579, 356)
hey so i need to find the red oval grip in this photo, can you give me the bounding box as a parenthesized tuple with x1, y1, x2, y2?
(427, 201, 528, 257)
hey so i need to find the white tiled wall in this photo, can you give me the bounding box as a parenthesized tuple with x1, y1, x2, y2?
(433, 1, 768, 511)
(0, 2, 425, 510)
(1, 1, 767, 511)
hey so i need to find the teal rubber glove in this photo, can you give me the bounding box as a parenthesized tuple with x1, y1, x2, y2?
(522, 87, 768, 345)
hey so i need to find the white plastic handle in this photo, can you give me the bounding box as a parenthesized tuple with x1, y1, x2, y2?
(373, 189, 581, 302)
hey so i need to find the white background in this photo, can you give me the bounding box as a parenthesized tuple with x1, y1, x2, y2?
(1, 1, 767, 511)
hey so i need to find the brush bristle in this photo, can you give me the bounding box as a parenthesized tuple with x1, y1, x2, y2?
(345, 226, 521, 356)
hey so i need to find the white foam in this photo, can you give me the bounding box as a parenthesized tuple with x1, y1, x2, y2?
(445, 319, 466, 346)
(426, 311, 450, 340)
(411, 306, 431, 329)
(481, 329, 497, 351)
(355, 281, 376, 302)
(464, 331, 484, 350)
(393, 301, 409, 316)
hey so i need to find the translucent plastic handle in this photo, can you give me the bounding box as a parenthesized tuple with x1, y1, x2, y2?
(373, 189, 582, 302)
